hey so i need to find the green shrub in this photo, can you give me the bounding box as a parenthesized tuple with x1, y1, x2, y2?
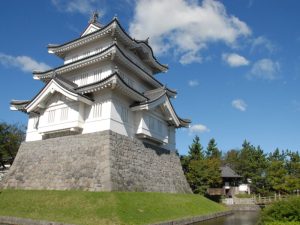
(260, 196, 300, 224)
(266, 222, 300, 225)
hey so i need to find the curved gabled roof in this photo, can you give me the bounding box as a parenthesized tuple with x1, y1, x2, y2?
(47, 18, 168, 74)
(34, 44, 165, 89)
(130, 91, 191, 128)
(25, 78, 93, 113)
(11, 76, 93, 114)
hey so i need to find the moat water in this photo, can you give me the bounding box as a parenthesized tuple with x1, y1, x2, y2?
(194, 212, 260, 225)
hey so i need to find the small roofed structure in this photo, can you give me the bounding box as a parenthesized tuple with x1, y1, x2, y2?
(207, 165, 243, 197)
(221, 165, 242, 179)
(221, 165, 242, 197)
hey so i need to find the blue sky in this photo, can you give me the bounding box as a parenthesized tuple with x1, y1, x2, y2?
(0, 0, 299, 155)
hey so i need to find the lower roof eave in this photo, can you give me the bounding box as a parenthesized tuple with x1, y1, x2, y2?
(136, 133, 164, 145)
(10, 100, 31, 113)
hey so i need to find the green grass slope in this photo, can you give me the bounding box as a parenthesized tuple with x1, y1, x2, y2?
(0, 189, 227, 225)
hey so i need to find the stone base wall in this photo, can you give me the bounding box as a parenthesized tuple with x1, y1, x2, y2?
(1, 131, 191, 193)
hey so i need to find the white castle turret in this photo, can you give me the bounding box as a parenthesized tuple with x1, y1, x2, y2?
(5, 15, 192, 193)
(11, 14, 190, 151)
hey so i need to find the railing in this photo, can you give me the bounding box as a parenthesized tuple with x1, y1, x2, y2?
(253, 194, 296, 205)
(222, 194, 300, 205)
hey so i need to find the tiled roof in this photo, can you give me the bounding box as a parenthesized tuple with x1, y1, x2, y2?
(220, 166, 242, 178)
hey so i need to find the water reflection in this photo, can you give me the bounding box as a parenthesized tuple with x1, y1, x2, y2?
(194, 212, 259, 225)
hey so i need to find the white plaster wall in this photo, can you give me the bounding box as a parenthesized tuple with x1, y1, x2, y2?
(82, 90, 136, 139)
(134, 108, 176, 150)
(61, 61, 113, 87)
(82, 90, 112, 133)
(110, 92, 135, 137)
(64, 36, 112, 64)
(25, 89, 176, 150)
(137, 111, 168, 143)
(167, 126, 176, 150)
(26, 115, 42, 141)
(37, 93, 83, 133)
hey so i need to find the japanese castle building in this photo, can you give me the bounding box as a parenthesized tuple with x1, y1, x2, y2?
(11, 13, 190, 151)
(3, 14, 192, 193)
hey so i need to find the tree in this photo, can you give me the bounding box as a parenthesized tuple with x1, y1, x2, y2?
(266, 160, 288, 194)
(186, 157, 221, 194)
(0, 122, 25, 168)
(206, 138, 221, 159)
(188, 135, 204, 161)
(265, 148, 292, 194)
(181, 136, 221, 194)
(223, 149, 239, 170)
(269, 148, 286, 161)
(223, 140, 268, 195)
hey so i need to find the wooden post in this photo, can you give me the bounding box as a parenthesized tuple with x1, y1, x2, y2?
(275, 193, 277, 201)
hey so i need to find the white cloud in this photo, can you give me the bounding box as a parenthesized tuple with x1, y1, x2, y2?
(232, 99, 247, 111)
(249, 58, 280, 80)
(51, 0, 103, 15)
(222, 53, 250, 67)
(189, 124, 210, 134)
(251, 36, 276, 53)
(129, 0, 251, 64)
(0, 53, 51, 73)
(188, 80, 199, 87)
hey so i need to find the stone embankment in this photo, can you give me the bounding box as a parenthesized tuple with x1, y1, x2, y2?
(1, 131, 191, 193)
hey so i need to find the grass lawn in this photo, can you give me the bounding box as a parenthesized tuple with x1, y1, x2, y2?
(0, 189, 227, 225)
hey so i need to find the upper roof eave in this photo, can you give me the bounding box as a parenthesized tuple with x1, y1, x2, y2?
(75, 72, 148, 102)
(34, 44, 166, 89)
(47, 18, 168, 73)
(143, 86, 177, 99)
(113, 20, 168, 73)
(47, 19, 116, 53)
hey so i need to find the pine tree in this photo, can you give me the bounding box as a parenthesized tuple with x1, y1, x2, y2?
(206, 138, 221, 159)
(188, 135, 204, 161)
